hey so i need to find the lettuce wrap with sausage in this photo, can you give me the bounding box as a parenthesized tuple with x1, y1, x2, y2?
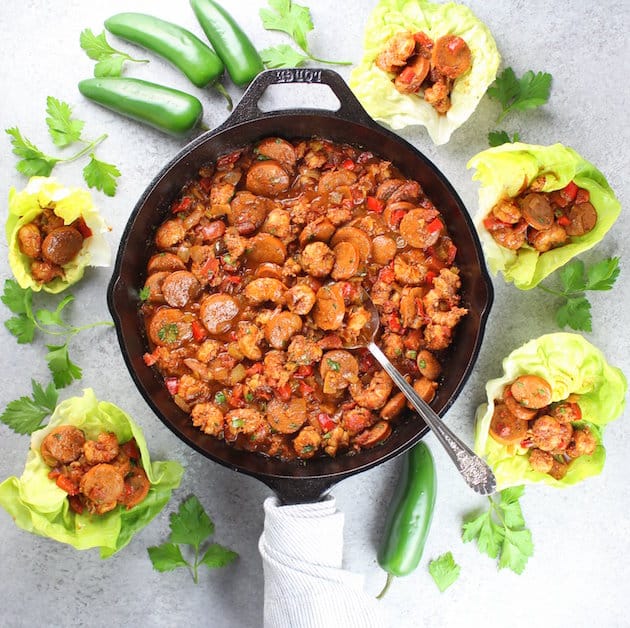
(468, 143, 622, 289)
(474, 333, 626, 490)
(0, 389, 184, 558)
(349, 0, 500, 145)
(6, 177, 110, 293)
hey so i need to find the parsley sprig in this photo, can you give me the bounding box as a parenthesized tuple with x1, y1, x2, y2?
(80, 29, 148, 78)
(487, 67, 552, 122)
(260, 0, 351, 69)
(6, 96, 121, 196)
(148, 495, 238, 583)
(0, 380, 58, 435)
(428, 552, 461, 592)
(538, 257, 620, 332)
(2, 279, 113, 388)
(488, 130, 520, 147)
(462, 486, 533, 574)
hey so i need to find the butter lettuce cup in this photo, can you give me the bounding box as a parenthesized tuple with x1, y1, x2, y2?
(474, 333, 627, 491)
(6, 177, 110, 294)
(468, 143, 621, 290)
(349, 0, 500, 145)
(0, 389, 184, 558)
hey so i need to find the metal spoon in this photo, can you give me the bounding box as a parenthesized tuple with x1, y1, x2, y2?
(346, 291, 496, 495)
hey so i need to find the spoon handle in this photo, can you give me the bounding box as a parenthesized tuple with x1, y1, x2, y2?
(368, 342, 496, 495)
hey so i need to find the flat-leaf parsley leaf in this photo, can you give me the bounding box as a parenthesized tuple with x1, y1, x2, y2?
(462, 485, 533, 574)
(148, 495, 238, 583)
(0, 380, 58, 435)
(487, 67, 552, 122)
(428, 552, 461, 592)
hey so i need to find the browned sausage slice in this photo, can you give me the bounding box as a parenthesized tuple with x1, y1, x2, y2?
(229, 194, 270, 235)
(255, 138, 297, 170)
(147, 252, 186, 274)
(245, 160, 290, 197)
(40, 425, 86, 466)
(376, 179, 405, 202)
(519, 193, 554, 230)
(400, 208, 441, 248)
(331, 241, 360, 280)
(143, 271, 170, 303)
(353, 420, 392, 448)
(199, 294, 240, 335)
(246, 233, 287, 265)
(489, 403, 528, 445)
(312, 283, 346, 330)
(161, 271, 201, 308)
(372, 235, 397, 265)
(565, 202, 597, 236)
(264, 311, 303, 349)
(266, 397, 307, 434)
(432, 35, 472, 79)
(148, 308, 194, 347)
(394, 55, 431, 94)
(330, 226, 372, 263)
(503, 389, 537, 421)
(416, 349, 441, 381)
(510, 375, 552, 409)
(320, 349, 359, 382)
(254, 262, 284, 281)
(41, 227, 83, 265)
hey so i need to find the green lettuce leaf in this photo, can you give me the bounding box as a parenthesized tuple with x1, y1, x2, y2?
(474, 333, 626, 490)
(467, 143, 622, 289)
(348, 0, 500, 145)
(6, 177, 111, 294)
(0, 389, 184, 558)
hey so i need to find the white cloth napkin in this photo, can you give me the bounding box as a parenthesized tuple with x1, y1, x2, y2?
(258, 495, 385, 628)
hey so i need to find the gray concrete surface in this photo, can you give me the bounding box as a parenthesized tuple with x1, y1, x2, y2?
(0, 1, 628, 627)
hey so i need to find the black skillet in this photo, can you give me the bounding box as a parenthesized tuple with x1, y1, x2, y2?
(107, 68, 493, 504)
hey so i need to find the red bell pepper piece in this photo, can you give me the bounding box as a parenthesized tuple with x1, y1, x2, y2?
(426, 217, 443, 233)
(143, 352, 157, 367)
(366, 196, 384, 213)
(425, 271, 437, 285)
(164, 377, 179, 395)
(299, 381, 315, 395)
(387, 312, 403, 333)
(73, 217, 93, 239)
(191, 320, 207, 342)
(341, 158, 355, 170)
(56, 474, 79, 496)
(246, 362, 264, 376)
(557, 215, 571, 227)
(199, 177, 213, 194)
(295, 365, 314, 378)
(389, 208, 407, 226)
(276, 384, 292, 402)
(562, 181, 578, 202)
(317, 413, 337, 433)
(172, 196, 193, 214)
(575, 188, 590, 204)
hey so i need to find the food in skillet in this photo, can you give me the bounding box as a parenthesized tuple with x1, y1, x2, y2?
(140, 137, 468, 461)
(0, 389, 183, 557)
(468, 143, 621, 289)
(349, 0, 499, 144)
(474, 334, 626, 490)
(6, 177, 110, 293)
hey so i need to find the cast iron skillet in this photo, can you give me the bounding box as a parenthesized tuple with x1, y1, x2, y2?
(107, 68, 493, 504)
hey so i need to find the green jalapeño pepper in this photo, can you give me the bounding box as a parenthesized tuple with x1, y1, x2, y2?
(190, 0, 264, 87)
(78, 77, 203, 135)
(104, 12, 232, 109)
(377, 441, 437, 598)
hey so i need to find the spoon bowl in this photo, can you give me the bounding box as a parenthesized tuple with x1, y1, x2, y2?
(348, 290, 496, 495)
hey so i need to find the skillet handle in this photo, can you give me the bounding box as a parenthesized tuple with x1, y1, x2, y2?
(219, 68, 375, 129)
(261, 476, 336, 505)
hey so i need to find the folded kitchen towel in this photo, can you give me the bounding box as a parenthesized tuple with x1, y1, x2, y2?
(258, 495, 385, 628)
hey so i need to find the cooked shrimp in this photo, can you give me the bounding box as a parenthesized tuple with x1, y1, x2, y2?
(284, 284, 316, 315)
(17, 223, 42, 258)
(83, 432, 119, 465)
(300, 242, 335, 278)
(528, 448, 554, 474)
(394, 250, 428, 285)
(287, 335, 322, 365)
(375, 31, 416, 73)
(264, 311, 303, 350)
(491, 198, 521, 224)
(531, 415, 573, 452)
(244, 277, 286, 305)
(566, 427, 597, 458)
(342, 407, 375, 436)
(293, 426, 322, 459)
(223, 408, 269, 443)
(350, 370, 394, 410)
(236, 322, 263, 360)
(40, 426, 86, 467)
(528, 223, 568, 252)
(191, 402, 224, 437)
